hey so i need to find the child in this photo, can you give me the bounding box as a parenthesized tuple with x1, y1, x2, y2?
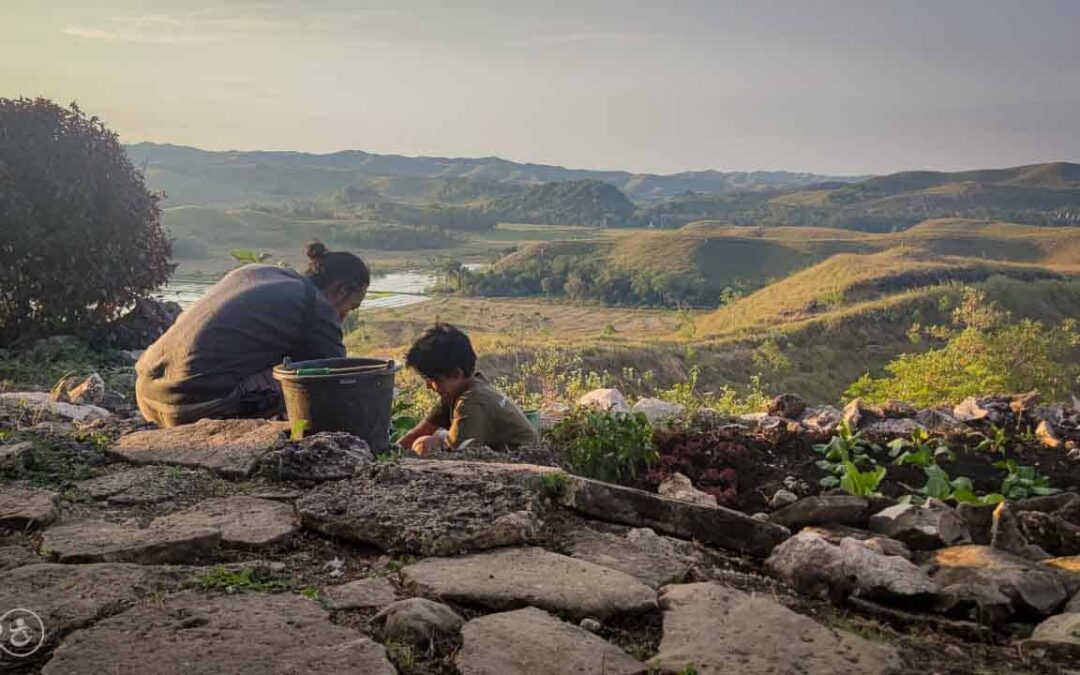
(397, 323, 538, 453)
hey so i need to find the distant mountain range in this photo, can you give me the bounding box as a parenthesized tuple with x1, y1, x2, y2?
(123, 142, 859, 205)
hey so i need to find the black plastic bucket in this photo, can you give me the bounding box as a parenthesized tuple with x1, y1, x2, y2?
(272, 357, 400, 454)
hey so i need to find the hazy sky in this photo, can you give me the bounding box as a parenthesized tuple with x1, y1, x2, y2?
(3, 0, 1079, 175)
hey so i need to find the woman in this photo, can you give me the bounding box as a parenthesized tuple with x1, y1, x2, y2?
(136, 242, 369, 427)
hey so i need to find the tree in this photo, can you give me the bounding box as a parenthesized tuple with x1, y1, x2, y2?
(0, 98, 172, 342)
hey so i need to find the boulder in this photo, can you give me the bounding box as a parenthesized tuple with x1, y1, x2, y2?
(991, 502, 1051, 560)
(260, 432, 373, 481)
(456, 607, 646, 675)
(863, 418, 924, 440)
(0, 545, 39, 571)
(151, 496, 299, 549)
(1019, 510, 1080, 557)
(770, 495, 879, 530)
(1036, 420, 1064, 449)
(41, 521, 220, 564)
(325, 577, 397, 610)
(631, 397, 684, 423)
(370, 598, 464, 646)
(765, 394, 806, 420)
(0, 563, 186, 666)
(564, 525, 702, 589)
(109, 418, 287, 479)
(956, 502, 996, 545)
(561, 476, 789, 558)
(801, 405, 842, 437)
(802, 525, 912, 559)
(577, 389, 630, 413)
(1015, 492, 1079, 514)
(868, 500, 972, 550)
(0, 441, 33, 473)
(657, 472, 717, 507)
(72, 467, 161, 500)
(66, 374, 106, 406)
(41, 591, 395, 675)
(401, 547, 658, 620)
(0, 486, 59, 530)
(298, 460, 550, 555)
(765, 530, 934, 602)
(842, 398, 871, 429)
(880, 400, 917, 418)
(927, 545, 1069, 618)
(1019, 613, 1080, 660)
(915, 409, 968, 436)
(649, 582, 900, 675)
(0, 391, 111, 423)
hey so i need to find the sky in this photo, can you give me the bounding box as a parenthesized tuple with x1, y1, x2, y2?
(2, 0, 1079, 176)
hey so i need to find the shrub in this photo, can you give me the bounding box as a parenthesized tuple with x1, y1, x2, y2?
(0, 98, 172, 341)
(547, 409, 657, 483)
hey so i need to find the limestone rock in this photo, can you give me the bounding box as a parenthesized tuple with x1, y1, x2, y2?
(863, 418, 924, 440)
(927, 545, 1068, 618)
(0, 441, 33, 473)
(770, 495, 877, 530)
(1020, 613, 1080, 660)
(0, 545, 40, 571)
(152, 496, 298, 549)
(371, 598, 464, 646)
(109, 418, 286, 479)
(561, 476, 789, 558)
(298, 460, 549, 555)
(801, 405, 842, 437)
(956, 502, 996, 545)
(577, 389, 630, 413)
(1015, 493, 1080, 514)
(261, 432, 373, 481)
(657, 472, 717, 507)
(71, 467, 160, 500)
(402, 547, 657, 620)
(868, 500, 972, 550)
(991, 502, 1050, 560)
(456, 607, 646, 675)
(41, 591, 395, 675)
(1067, 589, 1080, 613)
(0, 391, 111, 423)
(0, 486, 59, 530)
(326, 577, 397, 610)
(765, 530, 934, 602)
(565, 525, 702, 589)
(0, 563, 185, 666)
(67, 373, 106, 406)
(1036, 420, 1064, 449)
(842, 398, 869, 428)
(631, 397, 684, 423)
(802, 525, 913, 559)
(649, 582, 900, 675)
(768, 488, 798, 510)
(765, 393, 806, 420)
(915, 409, 968, 436)
(41, 520, 220, 564)
(1018, 510, 1080, 557)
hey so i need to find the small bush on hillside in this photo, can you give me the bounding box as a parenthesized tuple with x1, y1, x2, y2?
(0, 98, 172, 342)
(845, 287, 1080, 407)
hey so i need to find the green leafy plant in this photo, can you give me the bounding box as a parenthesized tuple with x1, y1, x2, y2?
(189, 566, 290, 594)
(547, 409, 658, 483)
(995, 459, 1059, 499)
(535, 471, 570, 499)
(887, 428, 955, 467)
(229, 249, 272, 265)
(838, 461, 887, 497)
(390, 399, 419, 444)
(812, 420, 881, 490)
(298, 586, 331, 610)
(973, 424, 1009, 454)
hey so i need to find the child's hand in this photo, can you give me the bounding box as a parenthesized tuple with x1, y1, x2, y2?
(411, 435, 447, 456)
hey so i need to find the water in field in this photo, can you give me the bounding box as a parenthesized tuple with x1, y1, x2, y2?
(159, 270, 437, 310)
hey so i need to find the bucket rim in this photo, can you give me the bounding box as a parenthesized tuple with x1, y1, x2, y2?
(273, 357, 401, 381)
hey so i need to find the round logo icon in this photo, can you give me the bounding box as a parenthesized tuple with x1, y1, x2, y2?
(0, 608, 45, 659)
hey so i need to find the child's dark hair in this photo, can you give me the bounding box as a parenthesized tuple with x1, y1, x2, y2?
(304, 242, 370, 292)
(406, 323, 477, 379)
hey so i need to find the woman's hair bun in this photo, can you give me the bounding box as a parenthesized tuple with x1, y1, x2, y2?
(305, 241, 329, 260)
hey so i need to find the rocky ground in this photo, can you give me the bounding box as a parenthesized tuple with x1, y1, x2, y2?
(1, 383, 1079, 674)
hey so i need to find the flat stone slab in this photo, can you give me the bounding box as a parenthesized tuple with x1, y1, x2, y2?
(561, 476, 790, 557)
(928, 545, 1068, 617)
(650, 583, 900, 675)
(769, 495, 879, 530)
(456, 607, 646, 675)
(260, 432, 373, 482)
(108, 418, 287, 479)
(0, 563, 186, 666)
(41, 591, 396, 675)
(0, 544, 40, 571)
(402, 547, 657, 620)
(0, 486, 59, 530)
(1021, 613, 1080, 660)
(326, 577, 397, 610)
(299, 460, 553, 555)
(0, 391, 111, 423)
(152, 496, 298, 549)
(72, 467, 161, 500)
(41, 520, 220, 564)
(565, 525, 702, 588)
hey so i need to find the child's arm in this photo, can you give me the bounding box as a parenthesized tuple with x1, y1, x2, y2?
(397, 419, 438, 450)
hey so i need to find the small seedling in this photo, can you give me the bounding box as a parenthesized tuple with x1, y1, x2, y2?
(812, 420, 881, 489)
(290, 419, 309, 441)
(887, 428, 954, 468)
(384, 640, 416, 668)
(298, 586, 331, 610)
(973, 424, 1009, 454)
(189, 565, 290, 594)
(995, 459, 1059, 499)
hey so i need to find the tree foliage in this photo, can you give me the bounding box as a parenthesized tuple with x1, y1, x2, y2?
(846, 287, 1080, 406)
(0, 98, 172, 341)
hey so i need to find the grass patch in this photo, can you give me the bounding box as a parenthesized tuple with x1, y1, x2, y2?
(188, 565, 291, 594)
